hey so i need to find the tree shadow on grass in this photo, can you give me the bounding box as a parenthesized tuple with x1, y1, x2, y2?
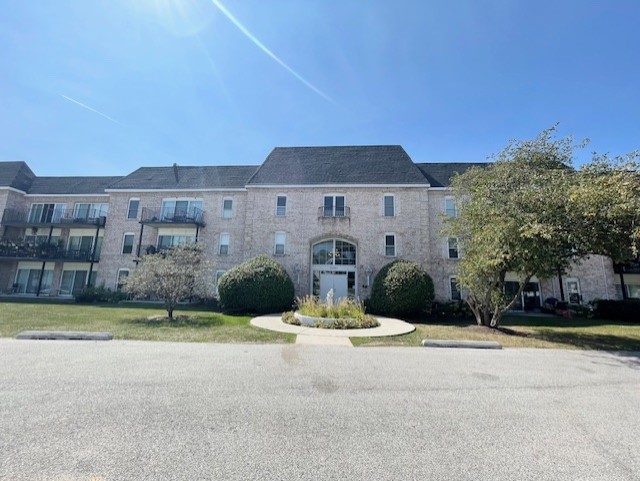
(126, 315, 224, 329)
(527, 329, 640, 352)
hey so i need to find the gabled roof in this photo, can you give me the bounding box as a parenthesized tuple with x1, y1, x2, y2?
(27, 176, 123, 195)
(108, 165, 259, 190)
(415, 162, 488, 187)
(0, 161, 36, 192)
(247, 145, 428, 186)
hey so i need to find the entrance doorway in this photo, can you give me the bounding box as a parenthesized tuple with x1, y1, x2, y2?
(311, 239, 357, 299)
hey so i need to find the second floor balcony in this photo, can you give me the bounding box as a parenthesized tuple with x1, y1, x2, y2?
(140, 206, 206, 227)
(1, 208, 106, 228)
(0, 240, 99, 262)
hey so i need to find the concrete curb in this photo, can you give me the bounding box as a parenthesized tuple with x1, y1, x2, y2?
(16, 331, 113, 341)
(422, 339, 502, 349)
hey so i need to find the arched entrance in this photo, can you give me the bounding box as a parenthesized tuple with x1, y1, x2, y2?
(311, 239, 357, 299)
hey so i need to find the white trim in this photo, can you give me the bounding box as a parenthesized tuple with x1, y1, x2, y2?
(219, 233, 230, 255)
(116, 268, 130, 290)
(0, 186, 27, 194)
(275, 194, 287, 216)
(383, 193, 395, 217)
(447, 237, 459, 259)
(274, 231, 286, 255)
(105, 188, 247, 193)
(222, 197, 233, 219)
(428, 187, 453, 191)
(24, 193, 109, 197)
(449, 276, 461, 301)
(127, 198, 140, 219)
(444, 196, 457, 217)
(246, 183, 429, 189)
(384, 233, 397, 257)
(121, 232, 135, 255)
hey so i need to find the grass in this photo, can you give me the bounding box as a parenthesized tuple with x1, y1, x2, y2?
(352, 315, 640, 351)
(0, 301, 294, 344)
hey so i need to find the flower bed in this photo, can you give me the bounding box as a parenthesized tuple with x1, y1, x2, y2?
(282, 296, 379, 329)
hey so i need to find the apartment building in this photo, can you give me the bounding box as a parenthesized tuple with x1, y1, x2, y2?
(0, 146, 635, 306)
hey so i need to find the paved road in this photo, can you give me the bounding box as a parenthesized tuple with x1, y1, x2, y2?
(1, 340, 639, 481)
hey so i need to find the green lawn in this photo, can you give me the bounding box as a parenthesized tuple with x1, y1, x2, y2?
(353, 315, 640, 350)
(0, 301, 294, 344)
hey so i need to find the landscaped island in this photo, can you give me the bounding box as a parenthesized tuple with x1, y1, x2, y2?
(282, 294, 379, 329)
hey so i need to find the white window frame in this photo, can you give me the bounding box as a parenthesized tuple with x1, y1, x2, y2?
(219, 233, 230, 256)
(384, 233, 396, 257)
(28, 203, 66, 223)
(215, 270, 227, 297)
(448, 237, 459, 259)
(127, 198, 140, 219)
(450, 276, 461, 301)
(445, 196, 457, 218)
(323, 194, 346, 217)
(116, 268, 130, 291)
(222, 197, 233, 219)
(276, 195, 287, 216)
(122, 233, 135, 255)
(383, 194, 395, 217)
(160, 198, 203, 221)
(274, 232, 286, 255)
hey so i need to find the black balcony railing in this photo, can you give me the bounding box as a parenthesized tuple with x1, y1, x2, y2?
(614, 260, 640, 275)
(1, 209, 106, 227)
(0, 241, 97, 262)
(318, 206, 350, 219)
(140, 207, 205, 226)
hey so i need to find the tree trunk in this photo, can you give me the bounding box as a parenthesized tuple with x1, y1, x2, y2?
(167, 306, 174, 320)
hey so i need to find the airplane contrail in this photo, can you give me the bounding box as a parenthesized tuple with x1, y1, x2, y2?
(209, 0, 334, 104)
(60, 95, 123, 125)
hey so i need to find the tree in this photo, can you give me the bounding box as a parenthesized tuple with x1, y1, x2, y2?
(124, 243, 212, 320)
(444, 128, 584, 327)
(571, 153, 640, 298)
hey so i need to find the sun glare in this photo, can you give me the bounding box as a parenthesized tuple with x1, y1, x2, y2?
(132, 0, 215, 36)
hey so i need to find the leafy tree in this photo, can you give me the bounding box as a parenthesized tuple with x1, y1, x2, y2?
(446, 127, 640, 326)
(124, 243, 212, 320)
(571, 153, 640, 297)
(444, 128, 583, 327)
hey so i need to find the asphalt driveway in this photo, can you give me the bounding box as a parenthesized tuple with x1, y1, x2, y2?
(1, 339, 639, 480)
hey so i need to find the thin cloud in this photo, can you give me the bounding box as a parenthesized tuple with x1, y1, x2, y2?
(209, 0, 334, 104)
(60, 95, 123, 125)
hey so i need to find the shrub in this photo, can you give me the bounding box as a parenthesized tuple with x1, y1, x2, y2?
(593, 299, 640, 322)
(296, 295, 366, 319)
(75, 286, 128, 304)
(430, 301, 474, 321)
(368, 260, 434, 317)
(218, 255, 294, 313)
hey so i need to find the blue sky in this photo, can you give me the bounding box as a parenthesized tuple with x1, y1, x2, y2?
(1, 0, 639, 176)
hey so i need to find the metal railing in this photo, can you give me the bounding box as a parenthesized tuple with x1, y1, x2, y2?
(1, 209, 106, 227)
(317, 206, 350, 218)
(0, 242, 97, 261)
(140, 207, 205, 226)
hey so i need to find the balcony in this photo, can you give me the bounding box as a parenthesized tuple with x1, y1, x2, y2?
(1, 209, 106, 228)
(614, 260, 640, 275)
(318, 206, 350, 220)
(140, 207, 206, 227)
(0, 240, 97, 262)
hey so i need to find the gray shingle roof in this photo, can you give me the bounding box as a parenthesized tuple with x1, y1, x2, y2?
(247, 146, 428, 185)
(109, 165, 259, 190)
(415, 162, 488, 187)
(0, 161, 36, 192)
(27, 176, 123, 195)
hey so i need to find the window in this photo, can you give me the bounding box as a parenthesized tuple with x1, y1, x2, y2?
(68, 235, 94, 259)
(384, 195, 395, 217)
(14, 268, 54, 294)
(157, 235, 195, 249)
(448, 237, 459, 259)
(73, 203, 108, 221)
(385, 234, 396, 257)
(161, 199, 203, 222)
(274, 232, 286, 255)
(445, 197, 457, 218)
(276, 195, 287, 216)
(223, 198, 233, 219)
(450, 277, 461, 301)
(116, 269, 129, 291)
(214, 270, 226, 297)
(122, 233, 135, 254)
(28, 203, 66, 223)
(127, 199, 139, 219)
(323, 195, 345, 217)
(219, 233, 230, 255)
(59, 270, 93, 296)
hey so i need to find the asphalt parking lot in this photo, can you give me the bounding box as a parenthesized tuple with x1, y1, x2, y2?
(1, 339, 639, 480)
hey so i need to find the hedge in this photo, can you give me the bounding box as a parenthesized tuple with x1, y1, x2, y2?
(368, 260, 434, 317)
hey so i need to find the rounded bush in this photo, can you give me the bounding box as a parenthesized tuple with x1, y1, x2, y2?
(368, 260, 434, 317)
(217, 255, 294, 313)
